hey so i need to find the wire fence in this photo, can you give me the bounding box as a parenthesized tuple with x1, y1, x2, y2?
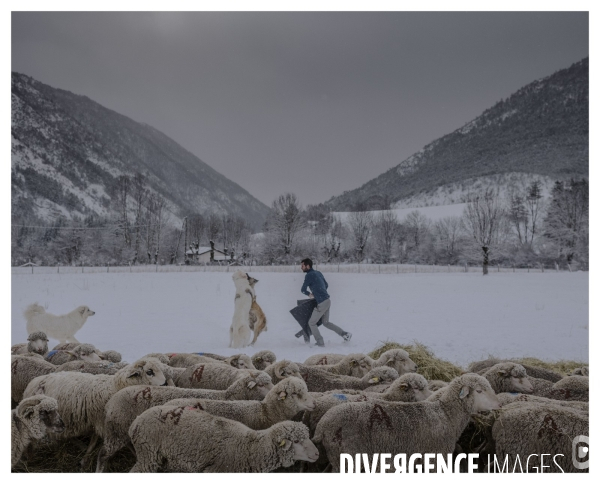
(11, 262, 572, 275)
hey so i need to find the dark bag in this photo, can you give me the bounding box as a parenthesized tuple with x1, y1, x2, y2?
(290, 299, 323, 338)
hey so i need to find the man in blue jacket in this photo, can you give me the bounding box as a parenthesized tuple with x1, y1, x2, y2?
(300, 258, 352, 347)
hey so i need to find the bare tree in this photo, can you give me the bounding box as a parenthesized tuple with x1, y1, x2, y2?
(115, 175, 131, 247)
(348, 211, 373, 262)
(433, 216, 464, 264)
(267, 193, 306, 257)
(462, 189, 507, 275)
(131, 172, 146, 264)
(206, 213, 222, 247)
(404, 210, 431, 252)
(372, 210, 400, 263)
(322, 215, 346, 262)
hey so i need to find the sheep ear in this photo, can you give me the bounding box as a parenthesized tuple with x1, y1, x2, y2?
(247, 381, 257, 389)
(278, 391, 287, 400)
(350, 360, 357, 366)
(256, 357, 262, 362)
(459, 386, 470, 399)
(127, 369, 142, 378)
(368, 377, 379, 384)
(79, 307, 87, 315)
(386, 357, 395, 363)
(280, 439, 292, 450)
(497, 370, 507, 376)
(277, 369, 286, 378)
(66, 351, 77, 358)
(399, 382, 409, 390)
(230, 358, 238, 366)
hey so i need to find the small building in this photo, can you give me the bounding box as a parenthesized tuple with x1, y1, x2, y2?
(185, 243, 236, 264)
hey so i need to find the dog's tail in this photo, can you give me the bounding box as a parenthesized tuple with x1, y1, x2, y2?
(24, 303, 45, 333)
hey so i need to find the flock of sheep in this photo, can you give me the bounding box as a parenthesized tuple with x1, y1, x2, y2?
(11, 331, 589, 472)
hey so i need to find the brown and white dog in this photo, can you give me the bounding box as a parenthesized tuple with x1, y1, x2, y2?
(247, 275, 267, 345)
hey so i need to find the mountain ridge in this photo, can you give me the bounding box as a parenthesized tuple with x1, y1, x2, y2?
(11, 72, 270, 229)
(324, 57, 589, 211)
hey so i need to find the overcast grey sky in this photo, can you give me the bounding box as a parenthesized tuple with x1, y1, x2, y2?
(12, 12, 588, 207)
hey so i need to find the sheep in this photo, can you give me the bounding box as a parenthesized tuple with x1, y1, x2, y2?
(298, 365, 399, 393)
(141, 352, 170, 365)
(428, 380, 449, 392)
(128, 409, 318, 472)
(11, 395, 65, 469)
(529, 376, 589, 401)
(189, 350, 276, 369)
(55, 360, 128, 375)
(44, 343, 102, 365)
(174, 363, 269, 390)
(305, 349, 417, 376)
(252, 350, 277, 370)
(99, 350, 122, 363)
(168, 352, 256, 369)
(553, 375, 588, 392)
(302, 373, 432, 437)
(166, 377, 314, 431)
(22, 357, 168, 468)
(491, 401, 588, 472)
(11, 355, 56, 404)
(52, 342, 78, 351)
(161, 365, 186, 386)
(11, 331, 49, 356)
(496, 392, 589, 413)
(482, 362, 534, 394)
(314, 373, 501, 472)
(309, 353, 374, 378)
(569, 366, 589, 376)
(96, 371, 274, 472)
(371, 349, 418, 375)
(264, 360, 304, 384)
(469, 358, 563, 382)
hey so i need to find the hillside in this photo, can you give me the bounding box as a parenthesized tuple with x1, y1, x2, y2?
(11, 72, 270, 229)
(325, 58, 588, 211)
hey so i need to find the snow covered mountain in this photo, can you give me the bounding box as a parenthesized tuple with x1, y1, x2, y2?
(325, 58, 589, 211)
(11, 72, 270, 229)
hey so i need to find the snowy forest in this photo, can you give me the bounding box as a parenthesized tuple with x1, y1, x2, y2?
(11, 175, 589, 272)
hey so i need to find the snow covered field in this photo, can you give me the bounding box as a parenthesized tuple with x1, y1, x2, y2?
(11, 271, 589, 367)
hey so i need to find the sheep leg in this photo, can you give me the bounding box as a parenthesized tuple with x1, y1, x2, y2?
(67, 335, 80, 344)
(80, 434, 99, 469)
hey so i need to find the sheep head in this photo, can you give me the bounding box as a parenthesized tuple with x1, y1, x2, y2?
(271, 377, 315, 413)
(119, 358, 167, 389)
(17, 395, 64, 439)
(270, 421, 318, 467)
(454, 373, 501, 415)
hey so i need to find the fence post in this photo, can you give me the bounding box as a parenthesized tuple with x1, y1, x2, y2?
(527, 264, 530, 273)
(32, 265, 34, 274)
(555, 262, 559, 272)
(57, 264, 59, 274)
(464, 263, 467, 273)
(497, 264, 499, 272)
(414, 265, 417, 273)
(513, 265, 515, 273)
(567, 263, 572, 272)
(107, 263, 110, 273)
(156, 264, 158, 272)
(358, 263, 360, 274)
(378, 264, 381, 274)
(540, 263, 544, 273)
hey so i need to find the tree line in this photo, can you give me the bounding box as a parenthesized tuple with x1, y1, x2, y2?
(11, 177, 588, 273)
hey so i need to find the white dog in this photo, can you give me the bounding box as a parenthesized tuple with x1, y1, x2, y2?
(229, 271, 253, 348)
(24, 303, 95, 344)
